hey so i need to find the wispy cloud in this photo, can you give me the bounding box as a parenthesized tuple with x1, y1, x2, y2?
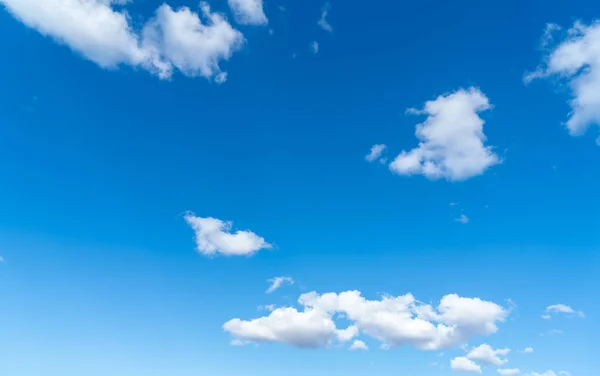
(266, 276, 294, 293)
(455, 214, 470, 224)
(365, 144, 387, 162)
(317, 2, 332, 32)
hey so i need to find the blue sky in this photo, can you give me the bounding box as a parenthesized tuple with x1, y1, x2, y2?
(0, 0, 598, 375)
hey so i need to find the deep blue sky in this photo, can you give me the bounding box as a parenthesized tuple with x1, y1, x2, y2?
(0, 0, 597, 375)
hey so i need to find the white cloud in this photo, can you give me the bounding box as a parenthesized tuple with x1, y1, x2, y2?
(451, 357, 482, 374)
(184, 213, 272, 256)
(558, 372, 571, 376)
(522, 347, 534, 353)
(225, 290, 508, 350)
(466, 344, 510, 366)
(545, 304, 585, 318)
(142, 3, 245, 81)
(337, 325, 359, 342)
(0, 0, 148, 68)
(349, 339, 368, 351)
(318, 2, 332, 33)
(526, 371, 558, 376)
(266, 276, 294, 293)
(389, 87, 500, 181)
(456, 214, 470, 224)
(541, 314, 552, 320)
(223, 307, 339, 348)
(228, 0, 268, 25)
(498, 369, 520, 375)
(526, 21, 600, 137)
(365, 144, 387, 162)
(0, 0, 244, 81)
(258, 304, 276, 312)
(311, 41, 319, 54)
(541, 23, 561, 47)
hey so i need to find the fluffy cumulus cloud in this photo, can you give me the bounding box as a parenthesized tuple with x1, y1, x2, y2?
(451, 357, 482, 374)
(223, 307, 341, 348)
(224, 290, 508, 350)
(0, 0, 244, 82)
(544, 304, 585, 318)
(526, 21, 600, 137)
(266, 276, 294, 293)
(142, 3, 244, 81)
(389, 87, 500, 181)
(227, 0, 267, 25)
(184, 212, 272, 256)
(466, 344, 510, 366)
(365, 144, 387, 162)
(498, 369, 520, 375)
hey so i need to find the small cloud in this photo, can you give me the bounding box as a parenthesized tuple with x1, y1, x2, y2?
(311, 41, 319, 54)
(389, 88, 500, 181)
(541, 314, 552, 320)
(365, 144, 387, 162)
(451, 357, 482, 374)
(266, 276, 294, 293)
(559, 371, 571, 376)
(449, 202, 460, 206)
(231, 339, 246, 346)
(257, 304, 276, 312)
(215, 72, 228, 84)
(521, 347, 534, 354)
(541, 23, 561, 48)
(466, 344, 510, 367)
(349, 339, 368, 351)
(184, 212, 272, 257)
(228, 0, 268, 25)
(317, 2, 332, 33)
(455, 214, 470, 224)
(545, 304, 585, 319)
(542, 329, 563, 336)
(498, 369, 520, 376)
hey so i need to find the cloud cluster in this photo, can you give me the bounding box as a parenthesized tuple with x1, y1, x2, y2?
(527, 21, 600, 138)
(184, 213, 272, 256)
(1, 0, 245, 82)
(224, 291, 508, 350)
(451, 343, 515, 374)
(389, 87, 500, 181)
